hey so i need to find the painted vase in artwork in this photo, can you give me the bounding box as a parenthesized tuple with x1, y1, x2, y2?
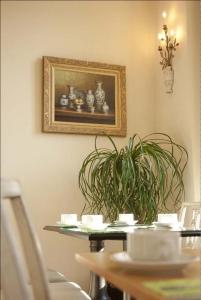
(102, 101, 109, 114)
(86, 90, 95, 109)
(68, 86, 77, 108)
(59, 95, 68, 107)
(90, 106, 95, 113)
(95, 82, 105, 111)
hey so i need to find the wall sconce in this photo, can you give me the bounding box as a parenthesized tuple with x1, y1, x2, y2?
(158, 11, 179, 94)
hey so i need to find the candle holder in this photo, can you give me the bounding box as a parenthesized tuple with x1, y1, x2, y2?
(158, 14, 179, 93)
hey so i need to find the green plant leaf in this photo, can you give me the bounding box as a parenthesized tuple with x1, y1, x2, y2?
(78, 133, 188, 223)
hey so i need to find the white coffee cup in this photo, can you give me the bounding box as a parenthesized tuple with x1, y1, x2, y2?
(119, 213, 134, 224)
(127, 230, 181, 261)
(157, 213, 178, 224)
(81, 214, 103, 225)
(60, 214, 77, 225)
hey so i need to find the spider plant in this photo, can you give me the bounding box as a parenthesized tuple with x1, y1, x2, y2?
(79, 133, 188, 224)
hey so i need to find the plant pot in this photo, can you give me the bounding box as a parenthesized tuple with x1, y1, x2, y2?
(163, 66, 174, 94)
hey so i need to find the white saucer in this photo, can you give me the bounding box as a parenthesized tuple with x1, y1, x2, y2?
(110, 252, 199, 272)
(110, 220, 138, 227)
(56, 221, 78, 227)
(78, 223, 109, 231)
(152, 221, 182, 228)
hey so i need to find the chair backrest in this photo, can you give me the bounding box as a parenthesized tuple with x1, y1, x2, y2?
(1, 204, 31, 300)
(1, 179, 51, 300)
(179, 202, 200, 229)
(179, 201, 201, 249)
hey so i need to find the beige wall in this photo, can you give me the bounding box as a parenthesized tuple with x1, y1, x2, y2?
(1, 1, 156, 290)
(154, 1, 200, 204)
(2, 0, 200, 291)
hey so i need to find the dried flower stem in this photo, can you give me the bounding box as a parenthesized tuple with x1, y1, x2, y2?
(158, 24, 179, 70)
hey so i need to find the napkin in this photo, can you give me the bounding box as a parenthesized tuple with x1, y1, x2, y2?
(144, 279, 201, 300)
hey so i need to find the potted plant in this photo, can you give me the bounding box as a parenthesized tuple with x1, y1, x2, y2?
(79, 133, 188, 224)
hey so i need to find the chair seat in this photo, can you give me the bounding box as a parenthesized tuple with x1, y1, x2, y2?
(50, 283, 91, 300)
(47, 270, 82, 290)
(24, 283, 90, 300)
(47, 269, 67, 283)
(1, 283, 91, 300)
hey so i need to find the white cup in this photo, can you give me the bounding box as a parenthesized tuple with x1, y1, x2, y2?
(119, 213, 134, 224)
(61, 214, 77, 225)
(127, 230, 181, 261)
(81, 214, 103, 225)
(157, 213, 178, 224)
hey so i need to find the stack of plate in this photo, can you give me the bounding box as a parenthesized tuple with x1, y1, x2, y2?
(56, 221, 79, 228)
(109, 220, 138, 227)
(152, 221, 183, 229)
(77, 223, 109, 231)
(110, 252, 199, 272)
(56, 221, 109, 231)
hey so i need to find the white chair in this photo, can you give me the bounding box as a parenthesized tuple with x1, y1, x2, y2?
(1, 178, 91, 300)
(179, 202, 201, 248)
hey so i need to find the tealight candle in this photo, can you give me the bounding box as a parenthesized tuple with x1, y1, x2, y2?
(157, 213, 178, 224)
(81, 214, 103, 226)
(60, 214, 77, 225)
(119, 213, 134, 224)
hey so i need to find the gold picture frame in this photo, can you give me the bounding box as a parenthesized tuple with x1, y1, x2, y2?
(43, 56, 126, 136)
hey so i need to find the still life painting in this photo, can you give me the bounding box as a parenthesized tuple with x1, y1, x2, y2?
(43, 56, 126, 136)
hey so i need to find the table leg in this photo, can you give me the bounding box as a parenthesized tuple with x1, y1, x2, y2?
(122, 240, 127, 251)
(122, 241, 136, 300)
(89, 240, 110, 300)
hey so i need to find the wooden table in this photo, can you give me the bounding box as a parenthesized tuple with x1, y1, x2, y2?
(44, 225, 201, 300)
(75, 250, 200, 300)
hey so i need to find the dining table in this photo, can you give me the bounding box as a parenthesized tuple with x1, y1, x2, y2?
(43, 224, 201, 300)
(75, 249, 200, 300)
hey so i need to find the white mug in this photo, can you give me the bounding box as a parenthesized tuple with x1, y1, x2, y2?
(61, 214, 77, 225)
(81, 214, 103, 225)
(127, 230, 181, 261)
(119, 213, 134, 224)
(157, 213, 178, 224)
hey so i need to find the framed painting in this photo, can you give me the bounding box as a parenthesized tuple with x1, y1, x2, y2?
(43, 56, 126, 136)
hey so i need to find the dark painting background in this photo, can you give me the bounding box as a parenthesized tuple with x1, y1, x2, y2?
(54, 68, 116, 113)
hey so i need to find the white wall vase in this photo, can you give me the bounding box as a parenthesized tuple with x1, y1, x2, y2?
(163, 66, 174, 94)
